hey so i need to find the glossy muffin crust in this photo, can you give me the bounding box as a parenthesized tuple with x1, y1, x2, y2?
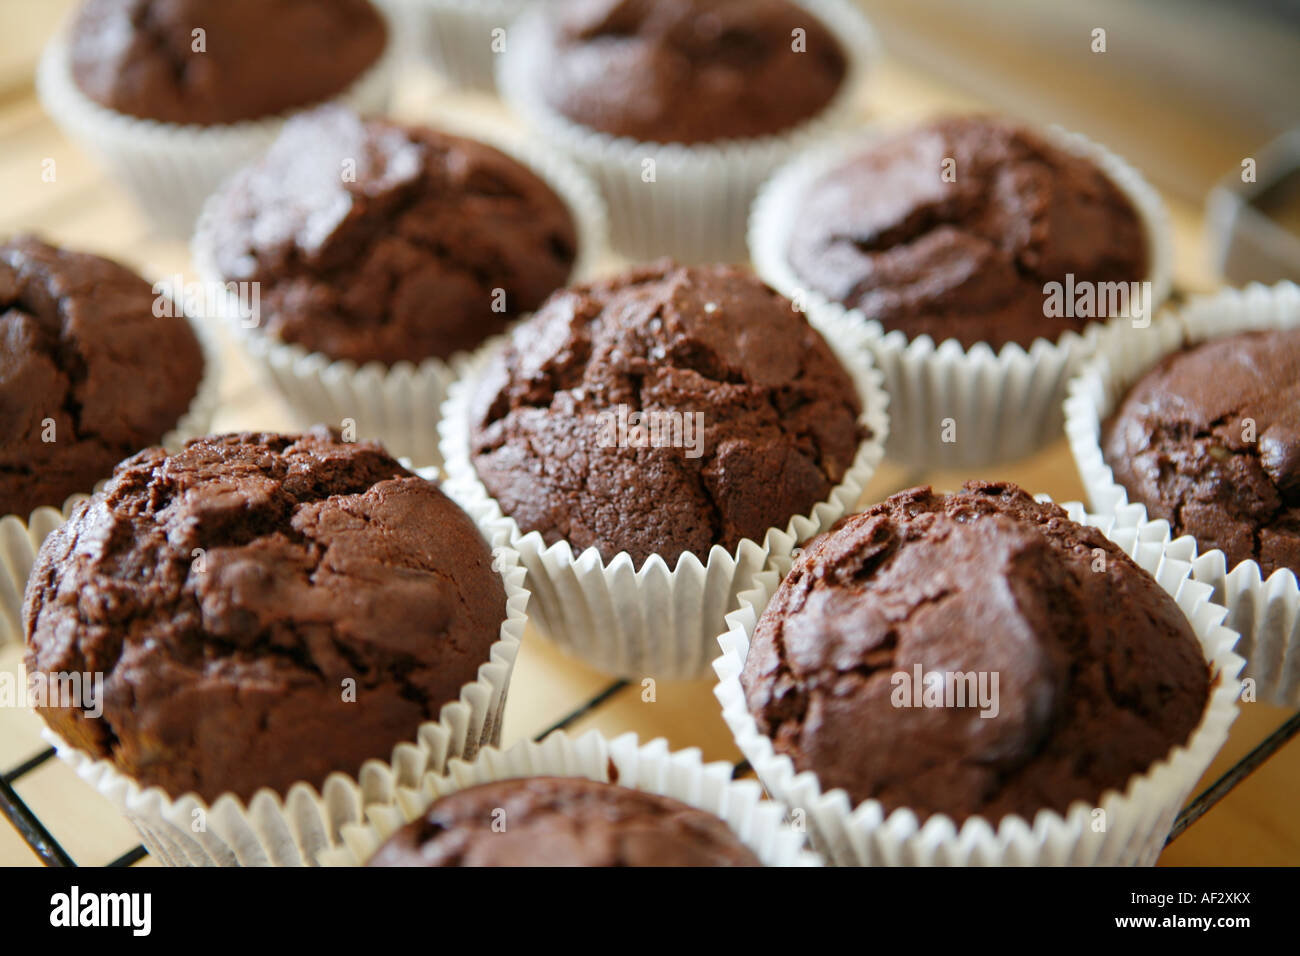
(69, 0, 387, 124)
(0, 235, 203, 517)
(368, 777, 761, 866)
(469, 262, 866, 565)
(1104, 329, 1300, 576)
(786, 116, 1150, 349)
(532, 0, 848, 144)
(204, 106, 579, 365)
(742, 481, 1209, 824)
(25, 430, 505, 801)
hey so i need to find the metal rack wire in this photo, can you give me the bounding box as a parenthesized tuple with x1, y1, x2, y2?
(3, 679, 1296, 867)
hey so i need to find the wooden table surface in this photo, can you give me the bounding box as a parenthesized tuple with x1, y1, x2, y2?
(0, 20, 1296, 867)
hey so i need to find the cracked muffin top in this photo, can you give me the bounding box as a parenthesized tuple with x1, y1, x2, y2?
(367, 776, 761, 866)
(531, 0, 848, 144)
(24, 429, 506, 802)
(785, 116, 1150, 350)
(0, 236, 203, 518)
(468, 262, 866, 566)
(69, 0, 387, 125)
(204, 106, 579, 365)
(741, 481, 1209, 825)
(1104, 329, 1300, 577)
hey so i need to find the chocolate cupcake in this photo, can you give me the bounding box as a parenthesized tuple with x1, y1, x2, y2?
(499, 0, 875, 261)
(69, 0, 387, 125)
(742, 482, 1208, 824)
(1067, 283, 1300, 707)
(442, 262, 887, 679)
(0, 236, 209, 519)
(193, 105, 605, 466)
(535, 0, 848, 145)
(368, 777, 761, 866)
(26, 430, 522, 817)
(716, 482, 1242, 865)
(204, 105, 578, 365)
(784, 117, 1150, 351)
(38, 0, 396, 233)
(751, 115, 1171, 469)
(1103, 330, 1300, 577)
(320, 732, 818, 867)
(469, 262, 866, 565)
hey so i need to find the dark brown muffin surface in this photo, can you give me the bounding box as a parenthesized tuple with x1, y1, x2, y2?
(206, 106, 578, 365)
(69, 0, 387, 125)
(367, 776, 761, 866)
(741, 482, 1209, 825)
(0, 236, 203, 517)
(24, 430, 506, 802)
(469, 263, 866, 566)
(786, 117, 1150, 350)
(533, 0, 848, 144)
(1104, 329, 1300, 577)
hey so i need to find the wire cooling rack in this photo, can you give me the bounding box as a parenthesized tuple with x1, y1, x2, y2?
(0, 678, 623, 867)
(3, 677, 1297, 866)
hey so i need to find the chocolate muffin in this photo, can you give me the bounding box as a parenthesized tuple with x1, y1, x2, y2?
(366, 777, 761, 866)
(69, 0, 387, 125)
(24, 429, 506, 802)
(741, 481, 1210, 825)
(785, 117, 1151, 350)
(532, 0, 848, 144)
(1104, 329, 1300, 577)
(204, 106, 579, 365)
(469, 262, 866, 566)
(0, 236, 203, 518)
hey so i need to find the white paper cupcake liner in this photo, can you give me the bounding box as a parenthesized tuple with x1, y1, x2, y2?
(41, 502, 528, 867)
(190, 120, 609, 470)
(0, 307, 221, 648)
(1066, 281, 1300, 707)
(751, 121, 1174, 471)
(318, 730, 820, 866)
(35, 9, 398, 237)
(498, 0, 878, 263)
(438, 310, 890, 680)
(404, 0, 528, 91)
(366, 0, 440, 73)
(714, 500, 1245, 866)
